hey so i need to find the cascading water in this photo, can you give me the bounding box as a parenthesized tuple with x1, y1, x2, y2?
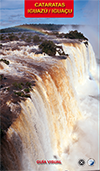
(0, 39, 99, 171)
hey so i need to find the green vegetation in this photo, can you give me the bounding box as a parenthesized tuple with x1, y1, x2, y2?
(13, 82, 26, 89)
(24, 94, 30, 98)
(14, 91, 30, 98)
(26, 35, 32, 43)
(24, 34, 41, 43)
(14, 91, 23, 96)
(12, 81, 32, 98)
(0, 74, 3, 81)
(18, 83, 22, 89)
(31, 24, 62, 31)
(0, 34, 5, 40)
(64, 30, 88, 40)
(7, 87, 10, 91)
(56, 33, 64, 38)
(26, 82, 31, 88)
(0, 24, 88, 44)
(14, 91, 24, 97)
(39, 40, 68, 56)
(0, 27, 23, 33)
(20, 82, 24, 86)
(13, 81, 31, 89)
(39, 40, 56, 56)
(0, 44, 2, 49)
(51, 30, 88, 41)
(24, 88, 30, 93)
(56, 45, 66, 56)
(8, 33, 19, 41)
(12, 82, 18, 87)
(0, 59, 9, 65)
(0, 24, 63, 33)
(33, 35, 40, 43)
(84, 41, 88, 47)
(20, 33, 25, 40)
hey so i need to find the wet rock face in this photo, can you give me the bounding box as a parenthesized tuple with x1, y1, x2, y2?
(0, 73, 36, 138)
(0, 36, 87, 139)
(0, 164, 6, 170)
(0, 31, 98, 171)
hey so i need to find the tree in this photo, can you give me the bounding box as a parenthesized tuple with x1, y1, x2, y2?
(0, 44, 2, 49)
(39, 40, 56, 56)
(64, 30, 88, 40)
(33, 35, 40, 43)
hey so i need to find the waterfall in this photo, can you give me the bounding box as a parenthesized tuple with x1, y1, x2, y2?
(0, 40, 99, 171)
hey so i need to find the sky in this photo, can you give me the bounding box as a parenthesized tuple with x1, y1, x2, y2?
(0, 0, 99, 29)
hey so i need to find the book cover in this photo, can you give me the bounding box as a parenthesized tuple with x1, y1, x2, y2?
(0, 0, 100, 171)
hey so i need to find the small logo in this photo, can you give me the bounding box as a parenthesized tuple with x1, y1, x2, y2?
(87, 158, 95, 166)
(78, 159, 85, 166)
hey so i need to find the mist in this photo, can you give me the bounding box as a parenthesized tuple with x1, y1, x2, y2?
(59, 25, 99, 61)
(59, 0, 99, 61)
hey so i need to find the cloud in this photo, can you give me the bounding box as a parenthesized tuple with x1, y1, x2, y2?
(0, 0, 99, 29)
(59, 24, 99, 60)
(0, 0, 23, 9)
(1, 8, 22, 19)
(0, 7, 23, 27)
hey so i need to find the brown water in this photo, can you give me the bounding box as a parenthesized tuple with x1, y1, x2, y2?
(0, 40, 99, 171)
